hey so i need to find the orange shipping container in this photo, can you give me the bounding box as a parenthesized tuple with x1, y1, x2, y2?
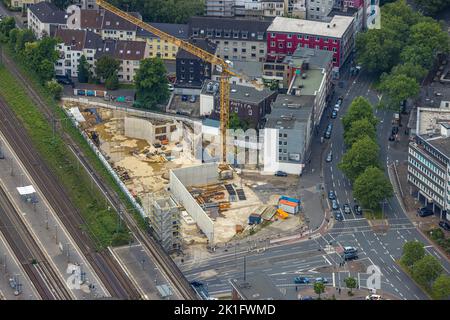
(279, 199, 298, 207)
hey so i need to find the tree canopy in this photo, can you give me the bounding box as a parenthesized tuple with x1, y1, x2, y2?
(313, 282, 325, 299)
(353, 166, 393, 210)
(0, 16, 15, 42)
(379, 73, 420, 111)
(95, 55, 120, 83)
(344, 118, 377, 147)
(432, 274, 450, 300)
(401, 241, 425, 268)
(134, 57, 170, 109)
(412, 255, 443, 288)
(342, 97, 377, 132)
(338, 136, 380, 182)
(77, 55, 90, 83)
(412, 0, 450, 16)
(109, 0, 204, 24)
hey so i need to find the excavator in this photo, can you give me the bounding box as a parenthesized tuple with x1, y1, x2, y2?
(95, 0, 264, 165)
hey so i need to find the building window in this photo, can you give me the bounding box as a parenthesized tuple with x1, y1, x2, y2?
(287, 34, 292, 39)
(287, 42, 292, 48)
(316, 36, 321, 41)
(271, 41, 275, 47)
(305, 35, 309, 40)
(333, 47, 337, 52)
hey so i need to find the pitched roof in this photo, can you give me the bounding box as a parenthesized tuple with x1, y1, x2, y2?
(176, 38, 217, 60)
(137, 22, 189, 40)
(80, 9, 141, 31)
(95, 39, 147, 61)
(55, 28, 103, 51)
(28, 2, 67, 25)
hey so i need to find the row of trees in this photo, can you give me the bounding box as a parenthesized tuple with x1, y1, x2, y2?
(401, 241, 450, 299)
(357, 0, 449, 111)
(338, 97, 393, 211)
(0, 21, 64, 99)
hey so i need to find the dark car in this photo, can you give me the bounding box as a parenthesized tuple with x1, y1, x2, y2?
(0, 149, 4, 160)
(334, 211, 343, 221)
(392, 126, 399, 135)
(343, 251, 358, 261)
(353, 205, 363, 215)
(439, 221, 450, 231)
(388, 134, 395, 141)
(418, 207, 434, 217)
(294, 276, 310, 284)
(300, 296, 314, 300)
(328, 191, 336, 200)
(55, 76, 73, 85)
(331, 199, 339, 210)
(331, 110, 338, 119)
(324, 124, 333, 139)
(181, 95, 188, 102)
(275, 171, 288, 177)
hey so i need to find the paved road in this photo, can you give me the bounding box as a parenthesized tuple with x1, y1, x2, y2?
(180, 68, 450, 300)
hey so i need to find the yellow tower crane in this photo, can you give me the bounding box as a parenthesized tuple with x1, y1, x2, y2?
(95, 0, 263, 164)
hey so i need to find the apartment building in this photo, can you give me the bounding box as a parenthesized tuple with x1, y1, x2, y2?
(263, 94, 314, 175)
(188, 16, 271, 62)
(9, 0, 47, 11)
(205, 0, 306, 18)
(306, 0, 335, 20)
(408, 104, 450, 221)
(266, 15, 354, 70)
(136, 23, 188, 60)
(176, 38, 217, 89)
(54, 28, 149, 82)
(27, 2, 67, 39)
(200, 80, 277, 128)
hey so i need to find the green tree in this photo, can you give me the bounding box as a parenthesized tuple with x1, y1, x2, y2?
(344, 277, 357, 295)
(313, 282, 325, 299)
(401, 241, 425, 268)
(413, 0, 450, 16)
(134, 57, 169, 109)
(356, 29, 401, 74)
(46, 79, 63, 100)
(432, 274, 450, 300)
(412, 255, 443, 288)
(39, 59, 56, 82)
(338, 136, 380, 182)
(379, 73, 420, 111)
(10, 28, 34, 54)
(95, 55, 120, 83)
(77, 55, 90, 83)
(342, 97, 377, 132)
(353, 166, 393, 210)
(105, 71, 119, 90)
(390, 63, 427, 82)
(344, 118, 377, 147)
(0, 16, 16, 42)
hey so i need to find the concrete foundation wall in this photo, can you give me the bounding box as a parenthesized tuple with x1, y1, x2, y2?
(124, 117, 155, 144)
(169, 163, 218, 243)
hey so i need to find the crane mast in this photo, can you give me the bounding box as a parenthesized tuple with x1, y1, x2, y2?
(96, 0, 261, 164)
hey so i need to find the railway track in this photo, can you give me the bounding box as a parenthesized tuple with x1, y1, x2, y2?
(1, 52, 197, 299)
(0, 185, 72, 300)
(0, 97, 140, 299)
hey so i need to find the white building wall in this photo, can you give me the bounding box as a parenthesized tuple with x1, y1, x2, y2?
(200, 93, 215, 116)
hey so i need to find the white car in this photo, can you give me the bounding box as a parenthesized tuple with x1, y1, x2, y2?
(365, 294, 382, 300)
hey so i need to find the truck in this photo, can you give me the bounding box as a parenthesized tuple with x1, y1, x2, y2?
(392, 113, 399, 125)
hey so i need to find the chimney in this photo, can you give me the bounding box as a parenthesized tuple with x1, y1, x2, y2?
(440, 123, 450, 137)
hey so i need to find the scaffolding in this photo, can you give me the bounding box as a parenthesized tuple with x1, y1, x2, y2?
(148, 194, 181, 253)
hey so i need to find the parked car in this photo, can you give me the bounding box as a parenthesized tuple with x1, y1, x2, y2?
(331, 199, 339, 210)
(392, 126, 399, 135)
(343, 246, 358, 254)
(326, 151, 333, 163)
(294, 276, 310, 284)
(324, 123, 333, 139)
(343, 251, 358, 261)
(315, 277, 328, 284)
(331, 109, 338, 119)
(275, 171, 288, 177)
(418, 207, 434, 217)
(334, 211, 344, 221)
(388, 134, 395, 141)
(353, 205, 363, 215)
(181, 95, 188, 101)
(0, 148, 4, 160)
(189, 95, 196, 103)
(300, 296, 314, 300)
(168, 83, 174, 91)
(328, 191, 336, 200)
(343, 204, 351, 214)
(439, 220, 450, 231)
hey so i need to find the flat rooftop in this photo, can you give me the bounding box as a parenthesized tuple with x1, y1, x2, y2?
(291, 68, 325, 96)
(202, 81, 275, 104)
(427, 136, 450, 158)
(284, 46, 333, 70)
(267, 15, 354, 38)
(265, 94, 314, 130)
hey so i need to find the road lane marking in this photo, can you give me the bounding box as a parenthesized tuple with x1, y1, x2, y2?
(332, 273, 336, 287)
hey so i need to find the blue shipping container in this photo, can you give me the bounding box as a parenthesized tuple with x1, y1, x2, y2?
(279, 196, 301, 204)
(248, 214, 262, 225)
(86, 90, 95, 96)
